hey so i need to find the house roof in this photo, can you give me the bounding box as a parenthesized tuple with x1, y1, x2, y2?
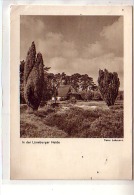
(68, 87, 79, 95)
(58, 85, 80, 97)
(58, 85, 71, 97)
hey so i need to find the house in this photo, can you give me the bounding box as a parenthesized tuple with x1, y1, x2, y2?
(57, 85, 71, 101)
(68, 88, 81, 100)
(57, 85, 81, 101)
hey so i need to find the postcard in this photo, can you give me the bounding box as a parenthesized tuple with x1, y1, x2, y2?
(10, 5, 132, 179)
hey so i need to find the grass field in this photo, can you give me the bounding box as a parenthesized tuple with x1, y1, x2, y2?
(20, 100, 123, 138)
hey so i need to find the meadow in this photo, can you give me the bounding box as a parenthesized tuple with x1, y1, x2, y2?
(20, 100, 123, 138)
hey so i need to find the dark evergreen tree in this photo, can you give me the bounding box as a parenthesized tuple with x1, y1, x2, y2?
(24, 42, 44, 111)
(98, 69, 120, 106)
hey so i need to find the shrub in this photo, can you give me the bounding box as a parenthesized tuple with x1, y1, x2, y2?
(88, 110, 123, 138)
(45, 107, 101, 137)
(80, 90, 93, 101)
(44, 105, 123, 138)
(92, 90, 103, 101)
(98, 69, 120, 106)
(20, 122, 37, 137)
(69, 96, 77, 104)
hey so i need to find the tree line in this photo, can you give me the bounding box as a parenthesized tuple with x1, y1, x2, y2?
(20, 42, 121, 112)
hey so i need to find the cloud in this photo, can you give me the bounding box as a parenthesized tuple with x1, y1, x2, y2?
(82, 41, 105, 59)
(82, 17, 123, 59)
(21, 16, 123, 89)
(20, 16, 46, 38)
(21, 16, 123, 60)
(47, 53, 123, 90)
(100, 17, 123, 56)
(37, 32, 78, 60)
(20, 16, 47, 59)
(48, 57, 68, 73)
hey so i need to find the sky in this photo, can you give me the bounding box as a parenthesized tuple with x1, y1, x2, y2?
(20, 15, 123, 89)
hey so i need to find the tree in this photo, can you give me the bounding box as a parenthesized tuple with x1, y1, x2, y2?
(20, 60, 25, 83)
(20, 60, 25, 104)
(98, 69, 120, 106)
(65, 75, 71, 85)
(51, 74, 62, 103)
(24, 42, 36, 86)
(70, 73, 81, 91)
(24, 42, 45, 111)
(41, 72, 53, 102)
(80, 74, 94, 91)
(90, 83, 98, 91)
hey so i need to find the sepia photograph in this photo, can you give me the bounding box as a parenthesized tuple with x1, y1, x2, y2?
(10, 5, 132, 180)
(20, 15, 124, 138)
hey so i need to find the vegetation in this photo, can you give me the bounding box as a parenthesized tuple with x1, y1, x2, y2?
(20, 100, 123, 138)
(20, 43, 123, 138)
(98, 69, 120, 106)
(80, 90, 93, 101)
(23, 42, 45, 111)
(20, 60, 25, 104)
(20, 52, 98, 104)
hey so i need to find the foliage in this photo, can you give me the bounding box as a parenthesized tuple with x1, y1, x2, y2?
(80, 90, 93, 101)
(69, 96, 77, 104)
(24, 42, 36, 86)
(80, 90, 102, 101)
(20, 100, 123, 138)
(20, 60, 25, 83)
(20, 83, 25, 104)
(45, 72, 98, 97)
(89, 110, 123, 138)
(20, 57, 98, 104)
(20, 105, 67, 138)
(24, 42, 45, 111)
(98, 69, 120, 106)
(41, 73, 53, 102)
(45, 107, 100, 137)
(20, 60, 25, 104)
(117, 91, 124, 100)
(92, 90, 103, 101)
(44, 102, 123, 138)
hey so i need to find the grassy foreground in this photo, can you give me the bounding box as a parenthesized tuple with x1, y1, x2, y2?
(20, 100, 123, 138)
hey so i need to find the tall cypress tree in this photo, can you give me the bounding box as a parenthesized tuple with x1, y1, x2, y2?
(24, 42, 44, 111)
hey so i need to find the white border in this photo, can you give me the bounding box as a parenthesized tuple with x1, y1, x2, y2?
(1, 0, 134, 195)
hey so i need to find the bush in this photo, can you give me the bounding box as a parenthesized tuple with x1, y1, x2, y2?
(69, 96, 77, 104)
(80, 90, 93, 101)
(92, 90, 103, 101)
(88, 110, 123, 138)
(44, 105, 123, 138)
(20, 122, 37, 137)
(45, 107, 101, 137)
